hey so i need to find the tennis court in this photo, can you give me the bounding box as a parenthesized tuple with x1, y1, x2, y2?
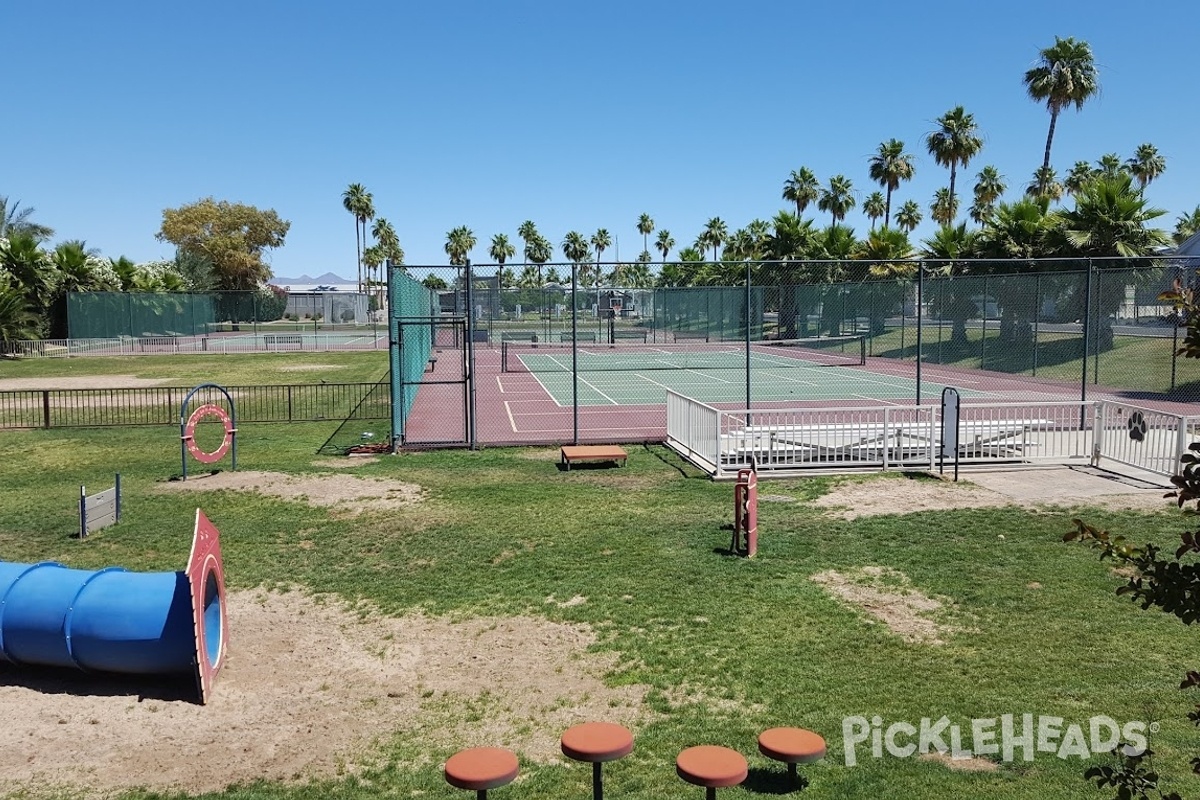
(498, 337, 984, 406)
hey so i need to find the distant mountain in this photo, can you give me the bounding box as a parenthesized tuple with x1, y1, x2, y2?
(271, 272, 354, 285)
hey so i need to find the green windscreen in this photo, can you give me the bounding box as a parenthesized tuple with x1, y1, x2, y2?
(388, 272, 438, 423)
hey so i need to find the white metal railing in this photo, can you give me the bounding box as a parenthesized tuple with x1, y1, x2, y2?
(1095, 401, 1199, 476)
(666, 395, 1190, 478)
(665, 390, 721, 472)
(713, 405, 933, 477)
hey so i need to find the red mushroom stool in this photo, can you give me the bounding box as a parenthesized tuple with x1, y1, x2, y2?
(444, 747, 519, 800)
(561, 722, 634, 800)
(757, 727, 826, 788)
(676, 745, 748, 800)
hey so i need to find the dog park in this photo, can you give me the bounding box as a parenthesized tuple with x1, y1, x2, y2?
(0, 335, 1198, 799)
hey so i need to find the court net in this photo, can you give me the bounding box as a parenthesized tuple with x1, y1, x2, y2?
(501, 336, 866, 373)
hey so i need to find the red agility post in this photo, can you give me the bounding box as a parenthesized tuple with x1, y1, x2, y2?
(732, 465, 758, 557)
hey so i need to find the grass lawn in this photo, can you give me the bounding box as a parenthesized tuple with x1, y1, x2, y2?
(1, 410, 1197, 798)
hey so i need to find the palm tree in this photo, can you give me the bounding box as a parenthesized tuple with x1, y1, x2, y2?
(489, 233, 516, 296)
(930, 188, 958, 227)
(1058, 174, 1171, 258)
(818, 175, 856, 230)
(1126, 143, 1166, 189)
(978, 199, 1055, 260)
(921, 223, 980, 344)
(925, 106, 983, 224)
(655, 229, 674, 263)
(636, 214, 654, 258)
(868, 139, 916, 227)
(863, 192, 886, 230)
(1025, 166, 1064, 206)
(972, 166, 1006, 222)
(782, 167, 820, 216)
(1064, 161, 1097, 196)
(562, 231, 591, 294)
(1174, 206, 1200, 245)
(370, 218, 401, 300)
(895, 200, 922, 234)
(0, 232, 54, 315)
(699, 217, 727, 262)
(341, 183, 373, 294)
(0, 197, 55, 242)
(1024, 36, 1099, 172)
(444, 226, 476, 265)
(1095, 153, 1125, 180)
(591, 229, 611, 268)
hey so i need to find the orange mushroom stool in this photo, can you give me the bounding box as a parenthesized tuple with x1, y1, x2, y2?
(757, 727, 826, 787)
(561, 722, 634, 800)
(676, 745, 748, 800)
(444, 747, 520, 799)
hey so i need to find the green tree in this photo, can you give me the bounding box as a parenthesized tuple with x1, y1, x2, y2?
(561, 231, 591, 287)
(0, 196, 54, 242)
(925, 106, 983, 224)
(1025, 165, 1065, 207)
(637, 213, 654, 258)
(1057, 174, 1171, 258)
(422, 274, 448, 290)
(930, 188, 958, 227)
(342, 183, 374, 294)
(699, 217, 727, 262)
(655, 229, 674, 263)
(971, 165, 1006, 224)
(863, 192, 886, 230)
(1096, 152, 1126, 180)
(921, 223, 980, 345)
(1174, 206, 1200, 245)
(489, 233, 516, 293)
(895, 200, 922, 234)
(782, 167, 820, 217)
(157, 198, 290, 291)
(590, 228, 612, 288)
(1024, 36, 1099, 171)
(1064, 160, 1097, 197)
(370, 218, 402, 302)
(444, 226, 476, 265)
(868, 139, 916, 227)
(0, 281, 40, 344)
(818, 175, 856, 230)
(1126, 143, 1166, 189)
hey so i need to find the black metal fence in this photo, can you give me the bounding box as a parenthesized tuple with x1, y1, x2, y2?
(0, 383, 385, 430)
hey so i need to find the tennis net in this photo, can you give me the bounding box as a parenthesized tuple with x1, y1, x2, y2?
(500, 336, 866, 373)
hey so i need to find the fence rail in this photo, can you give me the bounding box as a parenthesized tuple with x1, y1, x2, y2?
(667, 394, 1191, 478)
(0, 383, 386, 429)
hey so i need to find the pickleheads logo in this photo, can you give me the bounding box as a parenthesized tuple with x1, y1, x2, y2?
(841, 714, 1150, 766)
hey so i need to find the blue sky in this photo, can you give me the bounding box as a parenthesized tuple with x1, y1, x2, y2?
(7, 0, 1197, 280)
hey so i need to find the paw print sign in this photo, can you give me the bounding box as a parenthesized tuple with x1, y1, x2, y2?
(1127, 410, 1148, 442)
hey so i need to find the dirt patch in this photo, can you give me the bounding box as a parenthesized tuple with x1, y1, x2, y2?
(310, 456, 380, 469)
(919, 751, 999, 772)
(811, 567, 965, 645)
(156, 470, 422, 516)
(812, 475, 1010, 519)
(0, 589, 648, 797)
(0, 375, 170, 391)
(276, 364, 341, 372)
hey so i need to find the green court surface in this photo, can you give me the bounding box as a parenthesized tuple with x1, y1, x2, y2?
(521, 362, 979, 406)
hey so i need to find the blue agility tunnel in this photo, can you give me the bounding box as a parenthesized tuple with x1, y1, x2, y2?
(0, 509, 228, 704)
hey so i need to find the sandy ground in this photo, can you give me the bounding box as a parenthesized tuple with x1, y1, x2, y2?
(0, 375, 170, 391)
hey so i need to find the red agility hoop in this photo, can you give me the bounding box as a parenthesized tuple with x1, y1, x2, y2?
(184, 404, 235, 464)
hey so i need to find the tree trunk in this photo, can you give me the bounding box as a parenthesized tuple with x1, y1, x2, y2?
(1042, 109, 1059, 172)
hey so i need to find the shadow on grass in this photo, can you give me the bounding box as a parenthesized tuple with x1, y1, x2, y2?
(743, 765, 810, 794)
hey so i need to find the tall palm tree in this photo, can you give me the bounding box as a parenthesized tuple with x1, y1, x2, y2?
(655, 229, 674, 263)
(818, 175, 856, 230)
(562, 231, 591, 290)
(370, 218, 401, 299)
(1025, 166, 1065, 206)
(636, 214, 654, 257)
(925, 106, 983, 224)
(700, 218, 727, 261)
(1064, 161, 1097, 196)
(895, 200, 922, 234)
(1024, 36, 1099, 171)
(590, 229, 611, 268)
(868, 139, 916, 227)
(444, 226, 476, 265)
(489, 233, 516, 286)
(930, 188, 958, 227)
(341, 183, 373, 294)
(0, 197, 55, 242)
(1126, 143, 1166, 189)
(782, 167, 820, 216)
(863, 192, 886, 230)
